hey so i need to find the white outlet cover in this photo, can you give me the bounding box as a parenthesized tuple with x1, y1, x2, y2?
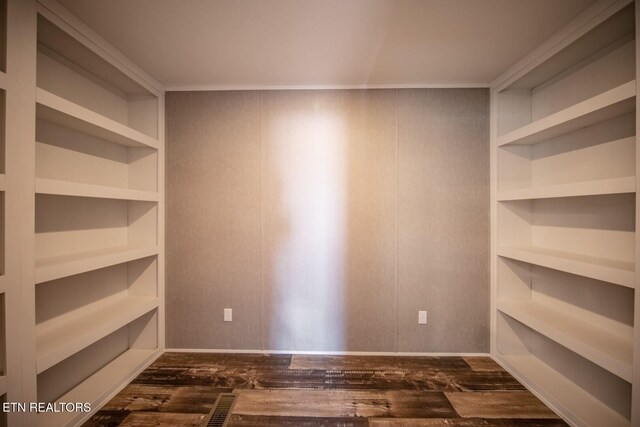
(418, 310, 427, 324)
(224, 308, 232, 322)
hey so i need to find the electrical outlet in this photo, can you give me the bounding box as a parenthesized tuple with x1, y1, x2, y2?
(418, 310, 427, 324)
(224, 308, 232, 322)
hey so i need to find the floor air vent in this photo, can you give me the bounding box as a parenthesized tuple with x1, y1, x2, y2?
(203, 393, 236, 427)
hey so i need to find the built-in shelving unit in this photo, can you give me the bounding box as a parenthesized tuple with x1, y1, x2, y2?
(491, 1, 638, 426)
(0, 1, 168, 425)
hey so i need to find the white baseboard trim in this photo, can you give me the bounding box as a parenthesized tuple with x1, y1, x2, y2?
(166, 348, 490, 357)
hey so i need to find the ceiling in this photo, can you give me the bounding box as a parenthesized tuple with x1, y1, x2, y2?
(58, 0, 597, 90)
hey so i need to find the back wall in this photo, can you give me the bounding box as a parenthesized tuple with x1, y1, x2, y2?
(166, 88, 489, 352)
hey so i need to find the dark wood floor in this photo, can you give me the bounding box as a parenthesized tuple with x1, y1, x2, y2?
(84, 353, 567, 427)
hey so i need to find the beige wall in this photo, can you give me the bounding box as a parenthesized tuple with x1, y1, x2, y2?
(166, 88, 489, 352)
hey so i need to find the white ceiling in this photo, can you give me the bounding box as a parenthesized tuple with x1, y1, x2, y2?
(58, 0, 597, 90)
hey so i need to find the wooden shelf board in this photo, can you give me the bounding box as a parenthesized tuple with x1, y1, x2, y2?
(498, 300, 632, 381)
(0, 173, 6, 192)
(498, 246, 634, 288)
(36, 348, 160, 427)
(497, 176, 635, 201)
(36, 178, 158, 202)
(501, 5, 634, 91)
(0, 71, 6, 91)
(497, 81, 636, 147)
(38, 15, 154, 97)
(35, 245, 159, 284)
(0, 375, 6, 396)
(36, 88, 159, 149)
(36, 295, 158, 374)
(496, 354, 629, 427)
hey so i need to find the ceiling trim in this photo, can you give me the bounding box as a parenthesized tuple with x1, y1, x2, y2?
(166, 83, 491, 92)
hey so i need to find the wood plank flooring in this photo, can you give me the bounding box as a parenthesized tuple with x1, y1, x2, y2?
(83, 353, 567, 427)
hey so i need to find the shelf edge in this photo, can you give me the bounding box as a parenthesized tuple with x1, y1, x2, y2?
(497, 81, 636, 147)
(497, 301, 632, 382)
(35, 178, 159, 202)
(498, 246, 635, 288)
(36, 297, 159, 374)
(35, 245, 159, 284)
(36, 88, 160, 150)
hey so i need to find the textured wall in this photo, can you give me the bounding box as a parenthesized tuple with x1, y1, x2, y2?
(166, 89, 489, 352)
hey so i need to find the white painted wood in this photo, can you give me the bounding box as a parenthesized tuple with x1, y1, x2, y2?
(36, 88, 159, 149)
(498, 246, 634, 289)
(632, 4, 640, 426)
(492, 1, 637, 425)
(497, 176, 635, 201)
(156, 92, 165, 351)
(498, 81, 635, 146)
(6, 1, 39, 424)
(36, 295, 158, 373)
(498, 300, 632, 381)
(0, 0, 165, 423)
(494, 0, 633, 91)
(531, 39, 635, 121)
(35, 177, 159, 201)
(36, 0, 163, 95)
(496, 354, 629, 427)
(36, 348, 160, 427)
(35, 245, 158, 284)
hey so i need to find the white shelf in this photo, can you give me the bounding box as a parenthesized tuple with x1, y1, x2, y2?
(36, 178, 158, 202)
(497, 81, 636, 147)
(498, 300, 632, 382)
(35, 245, 159, 284)
(36, 88, 159, 149)
(0, 71, 6, 91)
(0, 173, 5, 191)
(36, 295, 158, 374)
(502, 5, 634, 91)
(0, 375, 6, 395)
(498, 246, 634, 288)
(497, 177, 635, 201)
(497, 354, 629, 427)
(36, 348, 159, 427)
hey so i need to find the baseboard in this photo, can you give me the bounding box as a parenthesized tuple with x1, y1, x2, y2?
(166, 348, 490, 357)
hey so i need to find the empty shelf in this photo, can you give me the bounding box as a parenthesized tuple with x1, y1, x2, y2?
(497, 81, 636, 147)
(498, 246, 634, 288)
(36, 178, 159, 202)
(498, 354, 629, 427)
(36, 348, 159, 427)
(36, 295, 158, 373)
(498, 300, 632, 381)
(36, 88, 159, 149)
(36, 245, 159, 284)
(497, 177, 635, 201)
